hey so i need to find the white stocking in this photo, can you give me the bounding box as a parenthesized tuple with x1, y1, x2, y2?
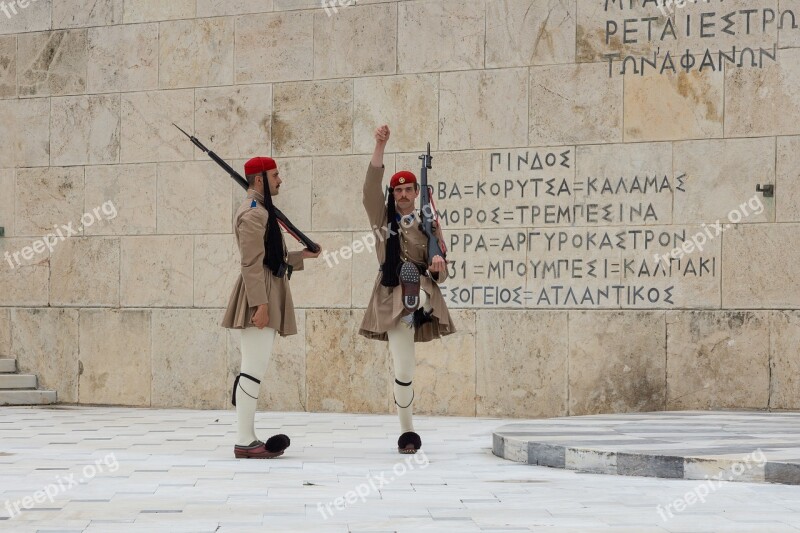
(420, 290, 432, 312)
(388, 324, 415, 433)
(235, 326, 276, 446)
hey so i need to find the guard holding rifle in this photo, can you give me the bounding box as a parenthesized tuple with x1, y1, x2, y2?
(359, 125, 455, 454)
(174, 125, 321, 460)
(221, 156, 321, 459)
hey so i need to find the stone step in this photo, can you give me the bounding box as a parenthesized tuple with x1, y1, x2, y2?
(0, 358, 15, 373)
(0, 374, 37, 389)
(0, 390, 56, 406)
(494, 411, 800, 486)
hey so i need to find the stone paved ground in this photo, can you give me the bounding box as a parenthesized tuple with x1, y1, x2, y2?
(0, 406, 799, 532)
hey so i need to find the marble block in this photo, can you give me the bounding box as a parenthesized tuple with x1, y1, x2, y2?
(353, 75, 438, 154)
(0, 169, 14, 237)
(194, 234, 240, 308)
(777, 136, 800, 222)
(151, 309, 228, 409)
(18, 30, 87, 97)
(725, 48, 800, 138)
(673, 138, 775, 225)
(84, 164, 157, 236)
(486, 0, 576, 68)
(159, 18, 234, 89)
(291, 232, 353, 309)
(530, 63, 623, 146)
(624, 70, 724, 142)
(397, 0, 485, 73)
(197, 0, 273, 17)
(88, 24, 158, 93)
(306, 309, 390, 414)
(12, 308, 80, 403)
(0, 36, 16, 98)
(16, 167, 84, 237)
(123, 0, 195, 23)
(50, 237, 120, 307)
(156, 161, 232, 235)
(0, 238, 50, 306)
(50, 95, 120, 166)
(79, 309, 151, 406)
(314, 3, 396, 79)
(53, 0, 123, 29)
(770, 311, 800, 410)
(120, 236, 193, 307)
(235, 11, 314, 84)
(0, 99, 50, 167)
(439, 69, 529, 150)
(476, 310, 569, 418)
(414, 310, 476, 417)
(569, 311, 666, 415)
(0, 309, 9, 356)
(272, 80, 352, 156)
(722, 224, 800, 308)
(666, 311, 770, 410)
(195, 85, 272, 160)
(0, 0, 51, 35)
(120, 90, 194, 163)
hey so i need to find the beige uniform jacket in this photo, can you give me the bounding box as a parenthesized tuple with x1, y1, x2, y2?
(358, 163, 455, 342)
(221, 190, 304, 336)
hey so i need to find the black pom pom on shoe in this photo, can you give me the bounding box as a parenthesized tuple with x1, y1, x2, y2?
(265, 434, 291, 453)
(397, 431, 421, 454)
(412, 308, 434, 329)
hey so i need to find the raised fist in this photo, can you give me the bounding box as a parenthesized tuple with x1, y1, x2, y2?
(374, 125, 390, 145)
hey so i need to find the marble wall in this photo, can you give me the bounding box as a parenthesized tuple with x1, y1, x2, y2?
(0, 0, 798, 416)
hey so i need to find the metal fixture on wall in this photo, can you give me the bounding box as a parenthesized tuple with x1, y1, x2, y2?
(756, 184, 774, 198)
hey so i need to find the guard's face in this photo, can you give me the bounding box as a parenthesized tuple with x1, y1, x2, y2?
(267, 168, 282, 196)
(393, 183, 418, 211)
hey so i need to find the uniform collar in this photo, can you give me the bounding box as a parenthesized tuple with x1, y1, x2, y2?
(247, 189, 265, 205)
(396, 211, 417, 225)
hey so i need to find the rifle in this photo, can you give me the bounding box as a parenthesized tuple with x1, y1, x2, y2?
(419, 143, 445, 261)
(174, 124, 321, 254)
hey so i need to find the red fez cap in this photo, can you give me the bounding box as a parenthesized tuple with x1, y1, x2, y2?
(244, 157, 277, 176)
(390, 170, 417, 189)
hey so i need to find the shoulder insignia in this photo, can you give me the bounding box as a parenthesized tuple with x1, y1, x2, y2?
(250, 199, 257, 208)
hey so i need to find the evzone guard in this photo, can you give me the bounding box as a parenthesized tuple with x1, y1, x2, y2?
(221, 156, 321, 459)
(174, 126, 323, 459)
(359, 125, 456, 454)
